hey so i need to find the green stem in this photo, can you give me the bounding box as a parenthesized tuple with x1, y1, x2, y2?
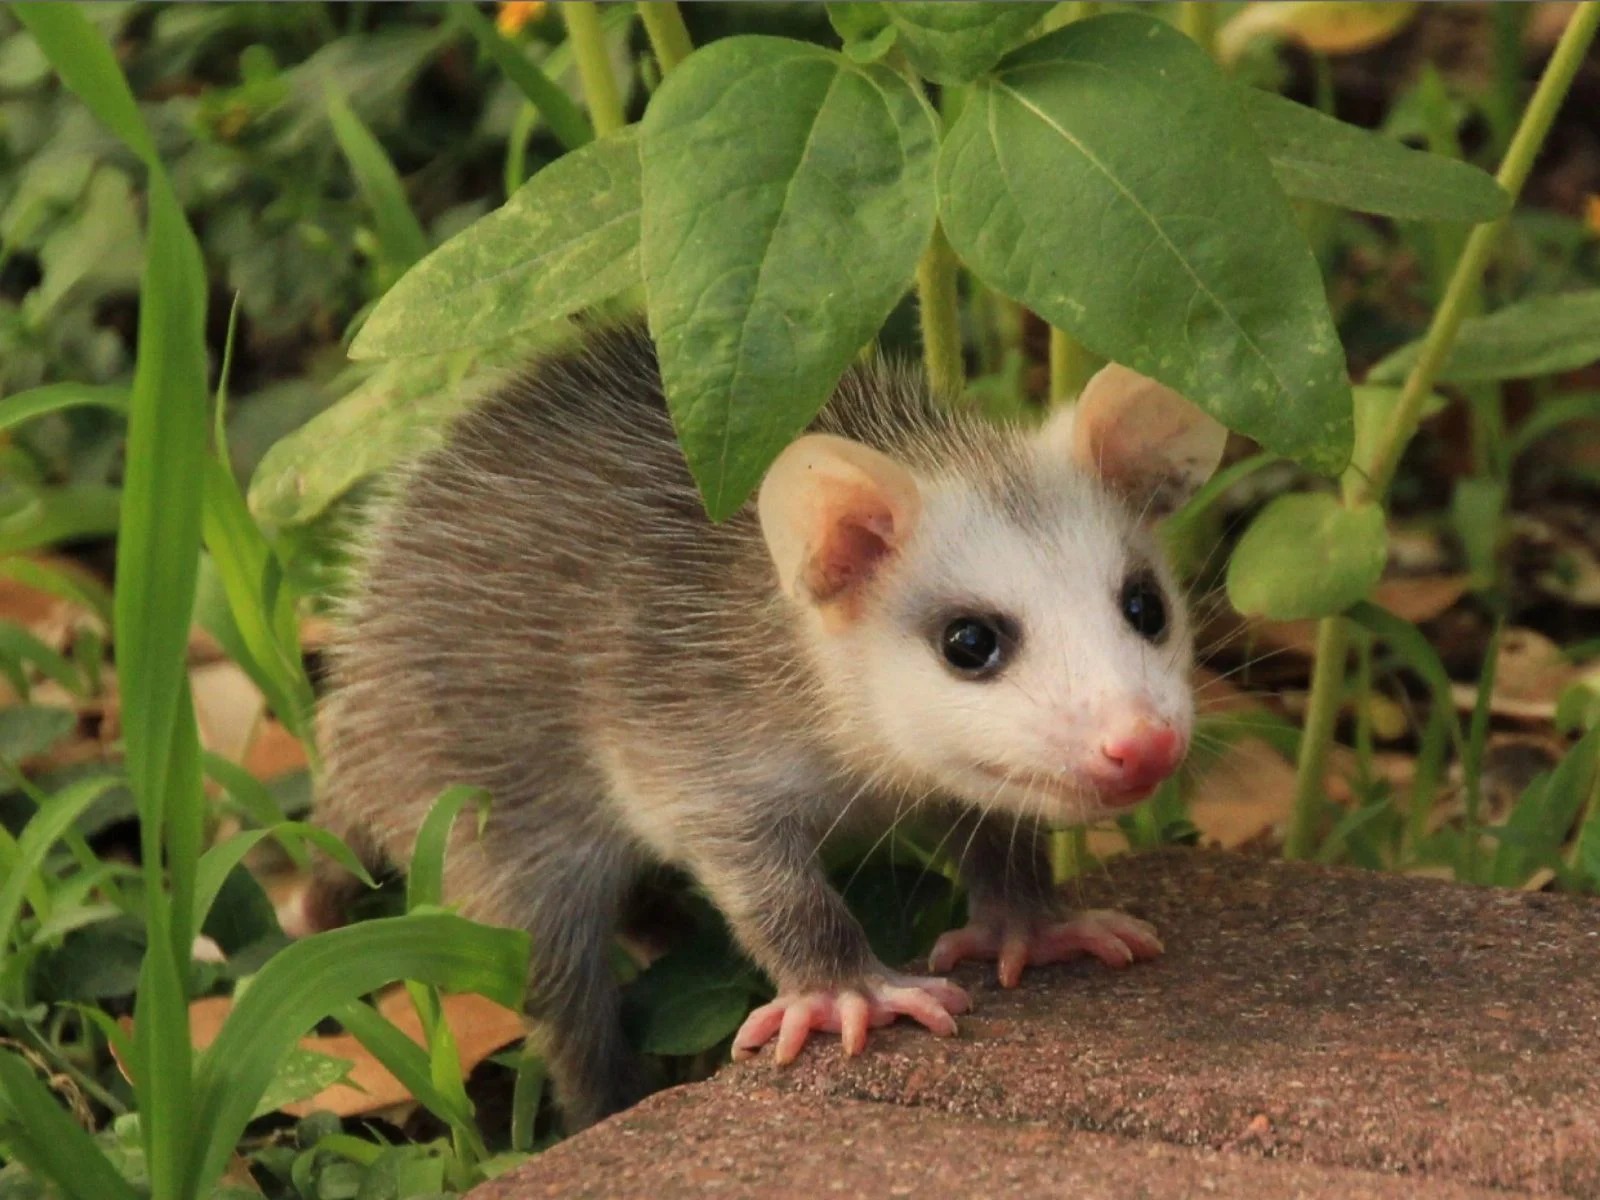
(917, 222, 965, 400)
(1288, 2, 1598, 861)
(1178, 2, 1218, 59)
(562, 1, 626, 137)
(1048, 327, 1101, 403)
(1051, 826, 1088, 883)
(637, 2, 692, 75)
(1285, 618, 1348, 860)
(1355, 1, 1599, 505)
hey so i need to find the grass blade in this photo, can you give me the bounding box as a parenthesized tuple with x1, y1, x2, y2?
(0, 558, 114, 629)
(0, 383, 128, 434)
(327, 87, 430, 282)
(452, 4, 593, 151)
(334, 998, 485, 1145)
(0, 1049, 139, 1200)
(186, 913, 529, 1197)
(0, 775, 120, 956)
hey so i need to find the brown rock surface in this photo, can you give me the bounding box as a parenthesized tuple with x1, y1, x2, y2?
(475, 1082, 1523, 1200)
(476, 849, 1600, 1198)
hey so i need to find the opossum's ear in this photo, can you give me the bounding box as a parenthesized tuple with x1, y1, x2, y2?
(759, 434, 921, 619)
(1040, 363, 1226, 520)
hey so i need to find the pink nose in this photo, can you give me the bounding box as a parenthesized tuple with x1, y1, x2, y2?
(1096, 722, 1184, 796)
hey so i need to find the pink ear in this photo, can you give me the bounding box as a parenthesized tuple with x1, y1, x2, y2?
(1040, 363, 1226, 518)
(758, 434, 921, 619)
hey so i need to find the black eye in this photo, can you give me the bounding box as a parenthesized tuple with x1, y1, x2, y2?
(1120, 573, 1168, 642)
(940, 616, 1007, 677)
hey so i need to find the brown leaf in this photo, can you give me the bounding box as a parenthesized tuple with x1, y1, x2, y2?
(1451, 627, 1577, 722)
(191, 661, 267, 764)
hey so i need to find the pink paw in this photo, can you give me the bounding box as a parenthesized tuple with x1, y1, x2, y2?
(732, 974, 971, 1065)
(929, 908, 1163, 989)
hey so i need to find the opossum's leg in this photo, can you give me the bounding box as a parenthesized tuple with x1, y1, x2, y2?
(686, 816, 969, 1062)
(446, 826, 647, 1132)
(929, 810, 1162, 987)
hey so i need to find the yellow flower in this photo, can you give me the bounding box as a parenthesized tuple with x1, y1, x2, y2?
(1586, 194, 1600, 238)
(496, 1, 547, 36)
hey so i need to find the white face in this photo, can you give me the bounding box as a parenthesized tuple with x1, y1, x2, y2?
(759, 361, 1224, 829)
(817, 458, 1195, 826)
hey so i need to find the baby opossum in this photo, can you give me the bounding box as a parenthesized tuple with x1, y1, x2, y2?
(310, 323, 1225, 1130)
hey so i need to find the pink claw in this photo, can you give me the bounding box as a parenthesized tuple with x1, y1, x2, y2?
(929, 908, 1162, 988)
(732, 973, 971, 1065)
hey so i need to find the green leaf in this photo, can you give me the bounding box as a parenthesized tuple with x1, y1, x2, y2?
(0, 1050, 140, 1200)
(0, 383, 128, 435)
(1509, 391, 1600, 459)
(193, 824, 372, 935)
(1370, 290, 1600, 385)
(327, 88, 429, 284)
(185, 913, 530, 1198)
(352, 132, 641, 361)
(1227, 493, 1387, 620)
(1346, 601, 1465, 755)
(333, 999, 478, 1132)
(940, 14, 1352, 474)
(825, 3, 899, 63)
(252, 1048, 355, 1121)
(450, 4, 593, 153)
(641, 37, 938, 519)
(249, 331, 574, 527)
(0, 485, 122, 557)
(1241, 88, 1508, 223)
(407, 786, 491, 913)
(1578, 791, 1600, 888)
(640, 982, 751, 1056)
(0, 622, 84, 697)
(0, 774, 119, 953)
(201, 456, 315, 743)
(0, 704, 76, 763)
(879, 3, 1044, 84)
(11, 5, 155, 163)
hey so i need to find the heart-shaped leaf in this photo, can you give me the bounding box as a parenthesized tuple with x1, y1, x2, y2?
(1228, 492, 1387, 619)
(641, 36, 938, 520)
(352, 130, 641, 361)
(940, 14, 1352, 474)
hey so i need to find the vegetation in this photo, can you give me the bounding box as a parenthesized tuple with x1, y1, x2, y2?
(1, 2, 1598, 1195)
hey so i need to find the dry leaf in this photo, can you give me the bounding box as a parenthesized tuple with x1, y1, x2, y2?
(243, 719, 310, 780)
(191, 661, 267, 764)
(1188, 737, 1298, 848)
(1219, 1, 1419, 64)
(1452, 627, 1576, 722)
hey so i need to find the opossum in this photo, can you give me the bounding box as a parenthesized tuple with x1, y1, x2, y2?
(309, 323, 1226, 1130)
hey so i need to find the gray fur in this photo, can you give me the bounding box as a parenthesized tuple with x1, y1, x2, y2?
(313, 325, 1115, 1128)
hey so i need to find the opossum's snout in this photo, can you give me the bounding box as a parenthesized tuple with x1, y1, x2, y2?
(1084, 716, 1186, 806)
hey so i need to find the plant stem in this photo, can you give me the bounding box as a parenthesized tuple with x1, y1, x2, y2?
(1051, 826, 1088, 883)
(561, 1, 626, 137)
(1355, 1, 1599, 505)
(1048, 327, 1101, 402)
(1178, 2, 1218, 59)
(1285, 617, 1348, 859)
(1287, 2, 1598, 861)
(917, 221, 965, 400)
(637, 2, 692, 76)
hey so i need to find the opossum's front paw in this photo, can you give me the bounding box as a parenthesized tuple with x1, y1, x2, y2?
(929, 907, 1162, 988)
(731, 974, 970, 1066)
